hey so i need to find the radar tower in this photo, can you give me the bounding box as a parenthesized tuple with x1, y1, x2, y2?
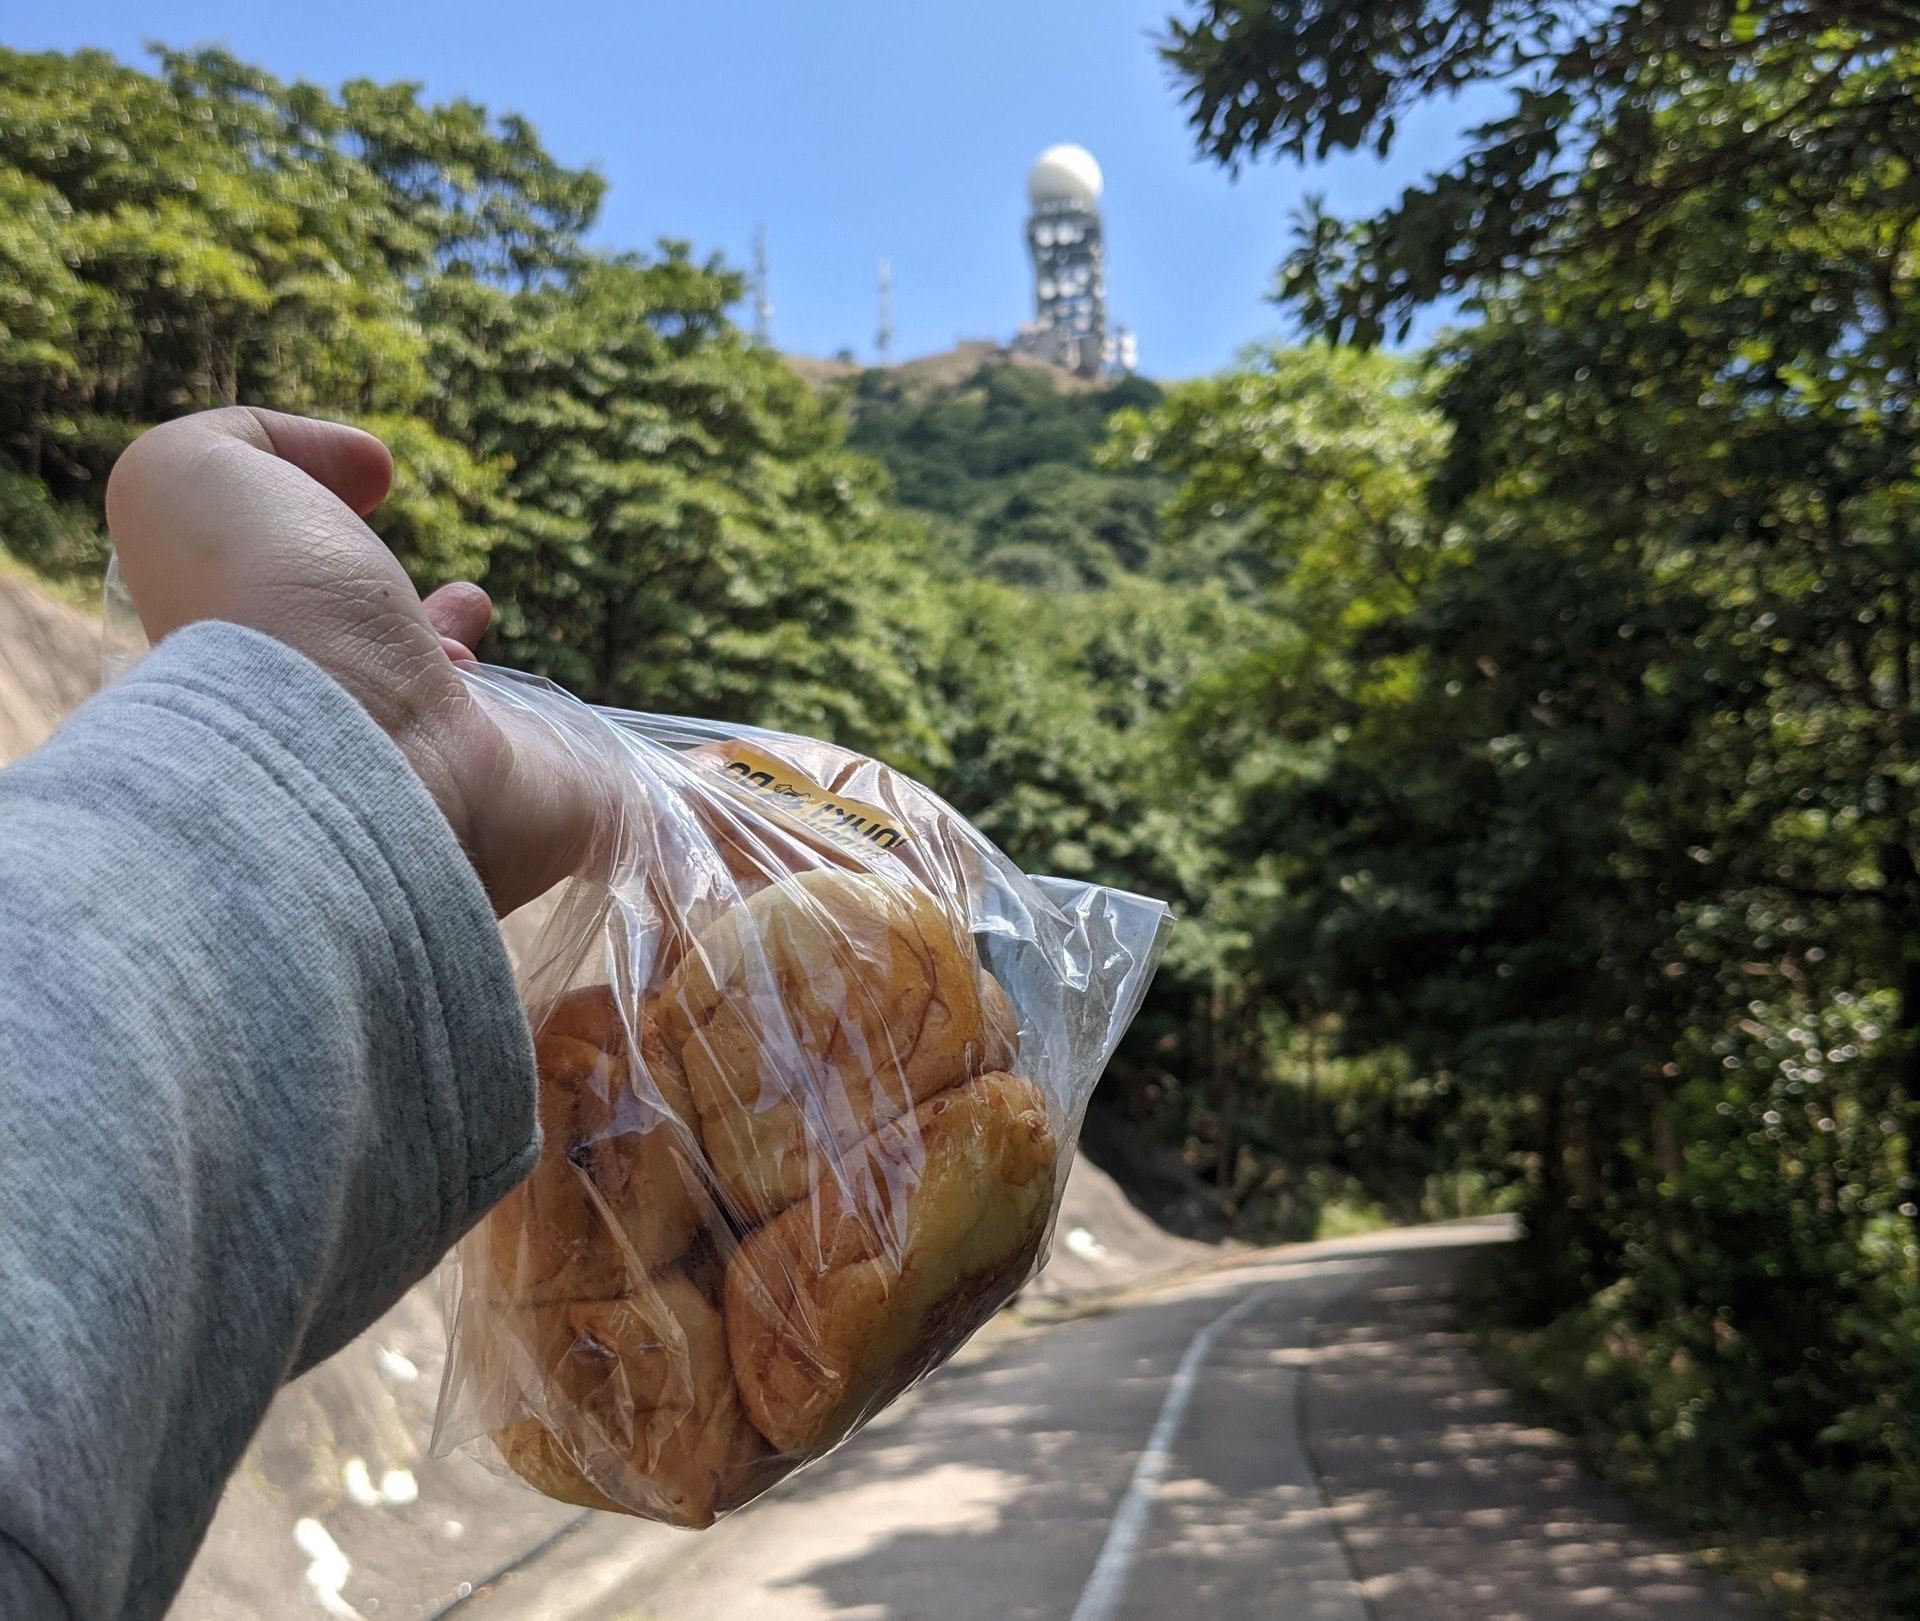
(1011, 145, 1130, 378)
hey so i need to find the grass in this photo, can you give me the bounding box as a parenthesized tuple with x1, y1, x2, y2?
(1311, 1197, 1394, 1239)
(0, 540, 97, 611)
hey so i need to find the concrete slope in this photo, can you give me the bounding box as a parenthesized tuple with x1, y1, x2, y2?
(0, 566, 98, 764)
(1024, 1150, 1217, 1303)
(167, 1281, 585, 1621)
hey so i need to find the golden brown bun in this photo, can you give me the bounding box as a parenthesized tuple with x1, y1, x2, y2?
(494, 1420, 628, 1514)
(492, 1273, 756, 1528)
(724, 1071, 1056, 1454)
(980, 972, 1019, 1074)
(660, 870, 987, 1224)
(485, 988, 702, 1302)
(713, 1415, 786, 1515)
(537, 983, 698, 1125)
(536, 981, 626, 1051)
(632, 997, 700, 1127)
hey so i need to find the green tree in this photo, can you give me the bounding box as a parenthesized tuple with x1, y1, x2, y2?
(0, 46, 500, 578)
(1166, 1, 1920, 341)
(1099, 346, 1488, 1225)
(468, 250, 935, 755)
(1161, 1, 1920, 1604)
(0, 45, 933, 760)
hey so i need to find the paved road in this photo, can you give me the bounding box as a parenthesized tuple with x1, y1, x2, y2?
(164, 1156, 1208, 1621)
(456, 1221, 1754, 1621)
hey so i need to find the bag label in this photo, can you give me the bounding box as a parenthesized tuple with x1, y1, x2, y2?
(702, 744, 911, 857)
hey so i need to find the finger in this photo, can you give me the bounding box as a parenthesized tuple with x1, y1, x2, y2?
(247, 408, 394, 516)
(440, 636, 478, 664)
(106, 409, 440, 696)
(423, 581, 493, 653)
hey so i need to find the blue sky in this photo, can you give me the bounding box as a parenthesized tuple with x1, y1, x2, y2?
(9, 2, 1493, 379)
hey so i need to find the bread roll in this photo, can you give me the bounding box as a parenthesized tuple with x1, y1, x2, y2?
(724, 1071, 1056, 1454)
(980, 971, 1019, 1074)
(659, 870, 989, 1223)
(539, 985, 697, 1124)
(713, 1416, 785, 1515)
(492, 1273, 760, 1528)
(478, 837, 1058, 1524)
(485, 987, 702, 1302)
(493, 1419, 627, 1514)
(684, 735, 988, 903)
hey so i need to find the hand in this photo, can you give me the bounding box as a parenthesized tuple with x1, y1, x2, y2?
(106, 407, 602, 916)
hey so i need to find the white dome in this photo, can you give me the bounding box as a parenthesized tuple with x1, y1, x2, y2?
(1028, 144, 1102, 208)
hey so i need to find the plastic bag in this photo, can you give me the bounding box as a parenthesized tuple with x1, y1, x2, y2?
(430, 664, 1171, 1526)
(99, 552, 1169, 1526)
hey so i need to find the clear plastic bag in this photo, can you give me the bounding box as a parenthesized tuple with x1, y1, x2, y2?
(431, 664, 1171, 1526)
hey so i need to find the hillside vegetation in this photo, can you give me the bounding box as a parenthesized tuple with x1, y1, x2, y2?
(4, 18, 1919, 1612)
(846, 361, 1166, 592)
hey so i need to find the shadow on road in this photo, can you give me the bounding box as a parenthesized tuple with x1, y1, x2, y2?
(676, 1303, 1184, 1621)
(647, 1257, 1378, 1621)
(1302, 1246, 1755, 1621)
(642, 1239, 1758, 1621)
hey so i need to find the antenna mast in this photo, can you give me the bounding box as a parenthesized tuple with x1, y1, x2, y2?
(876, 258, 893, 367)
(751, 222, 772, 347)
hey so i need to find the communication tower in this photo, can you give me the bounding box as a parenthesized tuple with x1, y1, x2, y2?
(751, 223, 773, 347)
(1011, 145, 1129, 378)
(876, 257, 894, 367)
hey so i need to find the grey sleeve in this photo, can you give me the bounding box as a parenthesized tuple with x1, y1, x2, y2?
(0, 623, 539, 1621)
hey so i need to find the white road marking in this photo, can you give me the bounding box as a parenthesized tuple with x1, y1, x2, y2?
(342, 1457, 420, 1506)
(375, 1344, 420, 1382)
(293, 1517, 362, 1619)
(1066, 1286, 1275, 1621)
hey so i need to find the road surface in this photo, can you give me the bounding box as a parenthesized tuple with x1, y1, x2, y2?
(451, 1221, 1753, 1621)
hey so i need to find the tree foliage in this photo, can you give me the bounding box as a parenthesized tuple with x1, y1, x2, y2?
(1167, 0, 1920, 343)
(1100, 347, 1507, 1230)
(846, 362, 1170, 589)
(0, 45, 927, 754)
(1160, 1, 1920, 1606)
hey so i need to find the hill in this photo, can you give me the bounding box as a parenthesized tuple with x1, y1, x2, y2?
(784, 339, 1120, 401)
(805, 349, 1170, 594)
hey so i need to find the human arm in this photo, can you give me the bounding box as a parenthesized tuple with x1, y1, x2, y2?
(0, 409, 603, 1618)
(0, 624, 538, 1618)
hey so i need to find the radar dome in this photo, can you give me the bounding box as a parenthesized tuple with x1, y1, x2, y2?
(1028, 145, 1103, 209)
